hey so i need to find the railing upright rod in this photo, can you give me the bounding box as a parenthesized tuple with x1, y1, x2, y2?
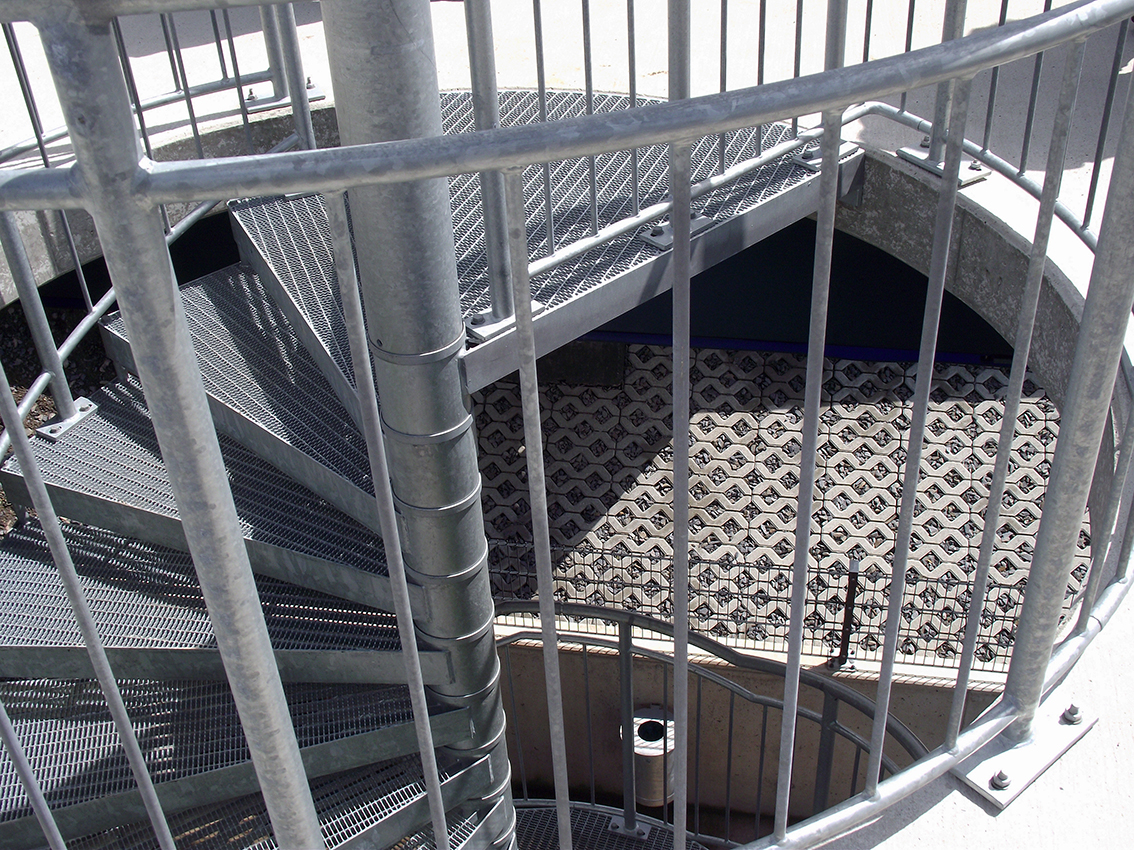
(866, 75, 974, 795)
(274, 3, 315, 151)
(898, 0, 917, 113)
(792, 0, 803, 135)
(1076, 406, 1134, 628)
(259, 4, 289, 100)
(503, 167, 573, 850)
(582, 0, 599, 236)
(774, 0, 845, 836)
(0, 212, 78, 421)
(718, 0, 728, 174)
(0, 362, 176, 850)
(208, 10, 228, 78)
(0, 698, 67, 850)
(3, 23, 94, 309)
(617, 622, 638, 832)
(946, 39, 1086, 748)
(1018, 0, 1054, 175)
(221, 9, 256, 154)
(163, 14, 204, 158)
(928, 0, 968, 163)
(464, 0, 514, 321)
(37, 17, 324, 847)
(980, 0, 1012, 153)
(627, 0, 639, 214)
(1083, 19, 1130, 229)
(669, 1, 691, 846)
(327, 190, 450, 850)
(1003, 67, 1134, 743)
(532, 0, 556, 255)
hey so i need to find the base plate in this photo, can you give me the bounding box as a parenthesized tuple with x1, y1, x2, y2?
(897, 146, 988, 186)
(951, 683, 1096, 809)
(607, 815, 652, 841)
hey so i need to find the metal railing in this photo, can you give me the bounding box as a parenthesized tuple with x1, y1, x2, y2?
(496, 602, 928, 846)
(0, 1, 1133, 850)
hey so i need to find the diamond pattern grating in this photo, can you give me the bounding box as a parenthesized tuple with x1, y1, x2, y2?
(0, 519, 400, 653)
(478, 346, 1089, 672)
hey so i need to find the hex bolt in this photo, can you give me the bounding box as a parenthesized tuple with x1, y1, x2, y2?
(470, 314, 485, 326)
(990, 770, 1011, 791)
(650, 226, 664, 236)
(306, 76, 314, 90)
(1062, 704, 1083, 725)
(920, 134, 931, 148)
(246, 88, 257, 101)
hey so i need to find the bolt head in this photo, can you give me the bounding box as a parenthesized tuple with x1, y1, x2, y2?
(1062, 704, 1083, 725)
(471, 314, 485, 326)
(990, 769, 1011, 790)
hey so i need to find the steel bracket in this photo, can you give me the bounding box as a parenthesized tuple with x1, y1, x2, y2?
(951, 683, 1096, 809)
(245, 80, 326, 114)
(637, 213, 715, 249)
(465, 300, 544, 342)
(607, 816, 652, 841)
(35, 397, 97, 442)
(897, 146, 988, 187)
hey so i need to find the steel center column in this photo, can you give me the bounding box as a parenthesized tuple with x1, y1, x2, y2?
(320, 0, 513, 843)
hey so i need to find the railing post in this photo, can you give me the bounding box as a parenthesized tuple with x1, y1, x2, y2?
(36, 10, 324, 847)
(1002, 73, 1134, 743)
(616, 621, 641, 835)
(812, 692, 839, 815)
(0, 211, 79, 424)
(463, 0, 514, 327)
(927, 0, 968, 163)
(274, 3, 316, 151)
(320, 1, 515, 844)
(258, 4, 288, 101)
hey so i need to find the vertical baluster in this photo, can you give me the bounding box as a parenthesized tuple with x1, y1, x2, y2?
(503, 167, 573, 850)
(774, 0, 846, 839)
(947, 41, 1086, 747)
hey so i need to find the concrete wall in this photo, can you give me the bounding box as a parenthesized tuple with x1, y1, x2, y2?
(498, 640, 996, 825)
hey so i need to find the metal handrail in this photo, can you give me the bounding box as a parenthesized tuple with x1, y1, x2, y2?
(2, 2, 1134, 849)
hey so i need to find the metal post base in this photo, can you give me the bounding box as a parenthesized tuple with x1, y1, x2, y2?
(951, 683, 1096, 809)
(245, 81, 326, 114)
(637, 214, 714, 249)
(607, 816, 651, 841)
(466, 301, 544, 342)
(897, 146, 988, 186)
(35, 397, 97, 442)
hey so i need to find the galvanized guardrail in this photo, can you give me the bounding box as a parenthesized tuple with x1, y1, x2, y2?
(1, 2, 1133, 850)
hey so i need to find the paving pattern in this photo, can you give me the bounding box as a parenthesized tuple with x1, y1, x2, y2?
(477, 345, 1090, 672)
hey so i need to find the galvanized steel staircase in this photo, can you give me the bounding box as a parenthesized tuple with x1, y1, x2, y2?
(0, 90, 819, 848)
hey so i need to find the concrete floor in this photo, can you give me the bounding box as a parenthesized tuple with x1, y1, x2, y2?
(1, 2, 1132, 849)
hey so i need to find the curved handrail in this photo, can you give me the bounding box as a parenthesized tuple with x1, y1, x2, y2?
(496, 599, 928, 763)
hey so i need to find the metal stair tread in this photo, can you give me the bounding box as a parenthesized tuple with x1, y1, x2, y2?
(0, 678, 439, 826)
(0, 378, 389, 584)
(61, 755, 479, 850)
(230, 90, 807, 390)
(101, 264, 375, 511)
(0, 519, 400, 655)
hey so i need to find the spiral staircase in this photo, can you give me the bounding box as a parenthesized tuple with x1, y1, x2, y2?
(3, 1, 1134, 849)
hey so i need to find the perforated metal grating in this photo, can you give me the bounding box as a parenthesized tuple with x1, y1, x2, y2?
(478, 346, 1089, 671)
(0, 680, 415, 824)
(514, 805, 707, 850)
(63, 756, 466, 850)
(230, 90, 808, 379)
(0, 520, 400, 652)
(103, 264, 374, 495)
(0, 378, 387, 577)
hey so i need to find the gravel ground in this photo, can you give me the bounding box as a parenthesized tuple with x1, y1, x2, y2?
(0, 300, 117, 531)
